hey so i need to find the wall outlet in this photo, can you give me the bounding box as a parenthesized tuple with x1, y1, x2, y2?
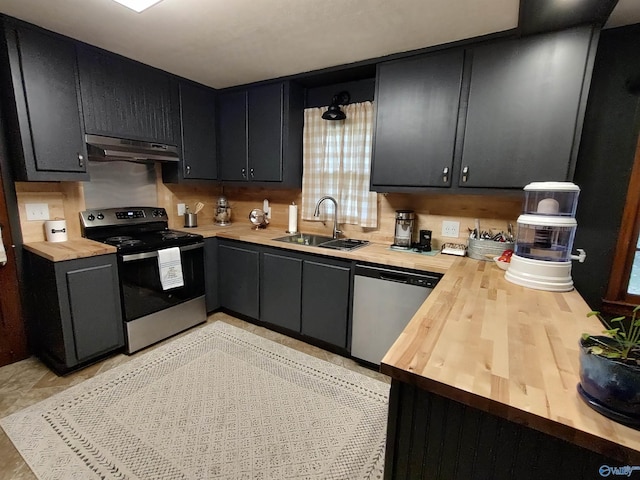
(441, 220, 460, 238)
(25, 203, 50, 221)
(177, 203, 186, 216)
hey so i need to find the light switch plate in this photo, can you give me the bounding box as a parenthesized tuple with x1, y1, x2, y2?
(441, 220, 460, 238)
(177, 203, 186, 216)
(25, 203, 50, 221)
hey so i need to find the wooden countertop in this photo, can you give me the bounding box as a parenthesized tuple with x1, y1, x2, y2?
(381, 257, 640, 463)
(178, 223, 457, 274)
(25, 223, 635, 461)
(23, 239, 117, 261)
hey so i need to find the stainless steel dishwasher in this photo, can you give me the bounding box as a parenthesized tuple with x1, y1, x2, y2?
(351, 264, 441, 365)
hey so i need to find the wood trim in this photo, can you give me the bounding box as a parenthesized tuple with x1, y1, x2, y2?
(604, 131, 640, 309)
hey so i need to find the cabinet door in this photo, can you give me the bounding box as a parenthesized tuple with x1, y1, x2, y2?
(261, 251, 302, 331)
(301, 260, 350, 348)
(204, 238, 219, 312)
(248, 83, 283, 182)
(217, 91, 248, 181)
(460, 27, 594, 188)
(61, 259, 124, 363)
(180, 81, 217, 179)
(77, 45, 179, 145)
(4, 23, 87, 179)
(218, 243, 259, 318)
(371, 50, 464, 188)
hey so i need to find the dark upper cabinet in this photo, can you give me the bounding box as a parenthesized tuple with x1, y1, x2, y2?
(217, 81, 303, 187)
(218, 241, 260, 319)
(459, 26, 597, 188)
(0, 20, 88, 181)
(77, 44, 179, 145)
(217, 90, 248, 181)
(371, 49, 464, 189)
(163, 81, 217, 183)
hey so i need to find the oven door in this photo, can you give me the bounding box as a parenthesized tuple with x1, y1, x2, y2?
(119, 242, 205, 322)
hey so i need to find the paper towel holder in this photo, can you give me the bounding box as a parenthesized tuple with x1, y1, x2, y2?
(287, 202, 298, 234)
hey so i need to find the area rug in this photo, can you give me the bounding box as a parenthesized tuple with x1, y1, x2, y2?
(1, 322, 390, 479)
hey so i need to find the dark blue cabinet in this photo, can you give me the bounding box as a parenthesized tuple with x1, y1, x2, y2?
(25, 252, 124, 374)
(0, 20, 88, 181)
(218, 241, 260, 319)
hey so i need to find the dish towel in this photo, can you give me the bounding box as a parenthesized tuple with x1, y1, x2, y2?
(157, 247, 184, 290)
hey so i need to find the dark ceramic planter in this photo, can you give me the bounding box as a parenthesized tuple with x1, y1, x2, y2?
(578, 337, 640, 425)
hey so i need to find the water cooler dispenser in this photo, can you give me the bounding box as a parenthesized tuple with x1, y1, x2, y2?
(505, 182, 587, 292)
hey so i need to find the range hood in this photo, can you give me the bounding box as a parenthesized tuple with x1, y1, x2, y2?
(85, 134, 180, 163)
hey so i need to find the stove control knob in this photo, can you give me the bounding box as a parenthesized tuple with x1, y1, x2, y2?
(87, 214, 95, 222)
(97, 213, 105, 220)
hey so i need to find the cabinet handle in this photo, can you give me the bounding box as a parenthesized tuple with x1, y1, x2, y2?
(462, 166, 469, 183)
(185, 165, 191, 175)
(78, 153, 84, 168)
(241, 168, 247, 178)
(250, 168, 254, 178)
(442, 167, 449, 183)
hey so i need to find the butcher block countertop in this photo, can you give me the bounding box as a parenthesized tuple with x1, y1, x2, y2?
(23, 238, 117, 261)
(23, 224, 640, 460)
(381, 257, 640, 463)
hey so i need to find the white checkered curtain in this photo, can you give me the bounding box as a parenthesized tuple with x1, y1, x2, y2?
(301, 101, 378, 228)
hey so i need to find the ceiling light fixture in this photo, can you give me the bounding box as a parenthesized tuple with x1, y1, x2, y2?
(112, 0, 164, 13)
(322, 91, 351, 121)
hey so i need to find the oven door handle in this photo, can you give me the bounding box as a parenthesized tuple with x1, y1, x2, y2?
(120, 242, 204, 263)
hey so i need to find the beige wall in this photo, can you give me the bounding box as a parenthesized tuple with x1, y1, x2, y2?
(15, 165, 522, 247)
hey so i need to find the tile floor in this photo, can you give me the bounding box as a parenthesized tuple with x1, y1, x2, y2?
(0, 312, 389, 480)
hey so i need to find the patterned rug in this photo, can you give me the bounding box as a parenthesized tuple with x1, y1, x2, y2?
(1, 322, 390, 479)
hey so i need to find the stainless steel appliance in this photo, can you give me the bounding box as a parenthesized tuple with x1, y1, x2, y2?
(215, 196, 231, 225)
(85, 134, 180, 163)
(393, 210, 415, 248)
(80, 207, 206, 353)
(351, 264, 440, 365)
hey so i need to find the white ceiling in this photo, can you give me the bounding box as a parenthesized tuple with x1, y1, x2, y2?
(0, 0, 638, 89)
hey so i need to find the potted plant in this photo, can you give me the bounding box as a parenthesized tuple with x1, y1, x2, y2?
(578, 305, 640, 426)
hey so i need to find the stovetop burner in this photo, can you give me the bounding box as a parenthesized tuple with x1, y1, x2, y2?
(81, 207, 203, 254)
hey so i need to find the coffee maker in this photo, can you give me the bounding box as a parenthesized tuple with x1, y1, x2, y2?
(392, 210, 415, 249)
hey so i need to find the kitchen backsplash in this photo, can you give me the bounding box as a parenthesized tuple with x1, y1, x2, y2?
(15, 165, 522, 246)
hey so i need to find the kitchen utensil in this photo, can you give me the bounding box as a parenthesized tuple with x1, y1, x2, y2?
(184, 213, 198, 227)
(493, 256, 510, 271)
(214, 196, 231, 226)
(249, 208, 269, 229)
(194, 202, 204, 215)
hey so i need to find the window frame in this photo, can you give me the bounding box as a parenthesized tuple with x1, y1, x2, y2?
(603, 133, 640, 315)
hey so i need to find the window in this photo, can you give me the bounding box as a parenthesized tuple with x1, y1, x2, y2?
(604, 133, 640, 314)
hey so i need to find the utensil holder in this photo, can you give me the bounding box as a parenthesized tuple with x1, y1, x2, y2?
(184, 213, 198, 228)
(467, 238, 514, 261)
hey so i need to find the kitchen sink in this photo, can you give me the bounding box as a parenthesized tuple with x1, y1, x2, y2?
(272, 234, 370, 251)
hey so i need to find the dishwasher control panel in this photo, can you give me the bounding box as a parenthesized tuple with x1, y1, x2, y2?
(407, 277, 438, 288)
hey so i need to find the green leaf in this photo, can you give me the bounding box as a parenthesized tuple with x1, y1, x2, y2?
(633, 305, 640, 313)
(605, 352, 622, 359)
(581, 333, 591, 340)
(586, 311, 600, 318)
(590, 346, 604, 355)
(611, 317, 626, 323)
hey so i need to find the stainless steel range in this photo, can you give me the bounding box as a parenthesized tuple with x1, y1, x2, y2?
(80, 206, 206, 354)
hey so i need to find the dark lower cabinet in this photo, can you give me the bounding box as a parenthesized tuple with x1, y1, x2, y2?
(385, 380, 618, 480)
(301, 259, 351, 349)
(0, 19, 88, 181)
(25, 252, 124, 374)
(218, 241, 260, 319)
(204, 238, 219, 312)
(261, 251, 302, 332)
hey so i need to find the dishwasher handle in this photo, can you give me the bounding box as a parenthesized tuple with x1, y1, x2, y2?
(355, 264, 441, 288)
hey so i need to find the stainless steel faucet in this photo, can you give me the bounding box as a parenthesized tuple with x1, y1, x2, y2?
(314, 196, 342, 239)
